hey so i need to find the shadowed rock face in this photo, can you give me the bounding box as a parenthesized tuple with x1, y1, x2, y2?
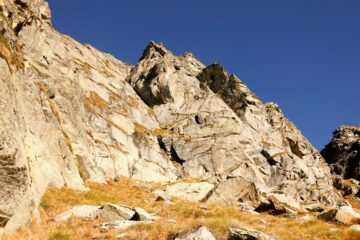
(0, 0, 341, 233)
(322, 126, 360, 181)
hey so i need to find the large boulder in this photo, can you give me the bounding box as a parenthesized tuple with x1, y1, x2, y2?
(207, 177, 260, 209)
(94, 204, 136, 221)
(164, 182, 215, 202)
(53, 205, 100, 222)
(53, 204, 159, 222)
(318, 206, 360, 224)
(322, 125, 360, 181)
(228, 227, 278, 240)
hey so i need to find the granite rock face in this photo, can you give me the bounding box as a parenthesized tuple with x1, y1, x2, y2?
(129, 42, 340, 209)
(0, 0, 179, 232)
(322, 125, 360, 181)
(0, 0, 341, 233)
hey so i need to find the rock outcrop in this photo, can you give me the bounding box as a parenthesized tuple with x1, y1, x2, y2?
(0, 0, 178, 232)
(129, 41, 340, 210)
(0, 0, 342, 233)
(322, 125, 360, 181)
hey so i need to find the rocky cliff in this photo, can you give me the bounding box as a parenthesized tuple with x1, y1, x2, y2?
(0, 0, 341, 233)
(322, 125, 360, 181)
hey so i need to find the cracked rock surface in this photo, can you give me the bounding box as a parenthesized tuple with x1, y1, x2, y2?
(0, 0, 342, 233)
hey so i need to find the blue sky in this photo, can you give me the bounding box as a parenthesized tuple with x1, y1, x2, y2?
(47, 0, 359, 149)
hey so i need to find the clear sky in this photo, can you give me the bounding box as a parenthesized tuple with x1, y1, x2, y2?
(46, 0, 359, 150)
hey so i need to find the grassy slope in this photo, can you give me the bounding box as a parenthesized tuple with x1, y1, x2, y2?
(3, 178, 360, 240)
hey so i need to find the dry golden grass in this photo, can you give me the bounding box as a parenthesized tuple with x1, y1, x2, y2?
(30, 63, 50, 78)
(127, 96, 140, 108)
(134, 123, 172, 140)
(3, 178, 360, 240)
(0, 37, 14, 69)
(346, 197, 360, 212)
(83, 91, 112, 114)
(0, 16, 24, 70)
(0, 32, 11, 51)
(74, 58, 115, 78)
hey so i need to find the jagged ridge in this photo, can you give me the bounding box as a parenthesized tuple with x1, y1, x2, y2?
(0, 0, 341, 233)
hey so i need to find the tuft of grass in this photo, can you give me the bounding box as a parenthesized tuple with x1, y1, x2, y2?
(0, 27, 24, 70)
(344, 229, 360, 240)
(62, 130, 73, 153)
(127, 95, 140, 108)
(30, 63, 50, 78)
(74, 58, 115, 78)
(40, 198, 51, 211)
(48, 232, 70, 240)
(83, 91, 111, 114)
(133, 122, 171, 142)
(0, 32, 11, 50)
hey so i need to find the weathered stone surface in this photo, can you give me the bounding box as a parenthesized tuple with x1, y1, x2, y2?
(322, 125, 360, 181)
(95, 204, 136, 221)
(171, 226, 216, 240)
(53, 204, 159, 224)
(267, 193, 302, 212)
(164, 182, 215, 202)
(207, 177, 259, 209)
(228, 227, 278, 240)
(318, 206, 360, 224)
(129, 41, 340, 211)
(304, 203, 324, 212)
(153, 189, 172, 203)
(0, 0, 179, 232)
(53, 205, 100, 222)
(133, 207, 160, 221)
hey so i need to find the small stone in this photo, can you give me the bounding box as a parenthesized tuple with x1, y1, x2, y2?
(299, 215, 315, 221)
(349, 225, 360, 232)
(168, 219, 177, 224)
(116, 233, 127, 239)
(304, 203, 324, 212)
(350, 179, 360, 185)
(228, 227, 278, 240)
(198, 203, 208, 210)
(171, 226, 216, 240)
(254, 219, 267, 225)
